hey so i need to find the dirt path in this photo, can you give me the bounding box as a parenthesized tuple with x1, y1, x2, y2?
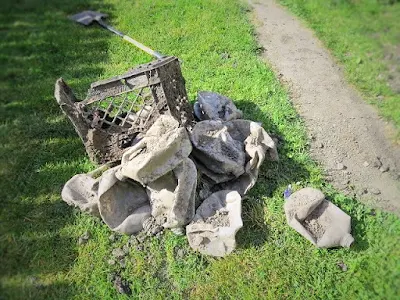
(249, 0, 400, 213)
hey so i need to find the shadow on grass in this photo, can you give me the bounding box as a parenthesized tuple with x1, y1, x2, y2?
(0, 0, 114, 298)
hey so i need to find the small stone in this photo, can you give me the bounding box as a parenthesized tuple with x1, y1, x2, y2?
(317, 142, 324, 148)
(368, 188, 381, 195)
(122, 244, 130, 255)
(220, 52, 230, 60)
(171, 227, 185, 235)
(112, 248, 126, 258)
(379, 165, 389, 173)
(119, 258, 126, 268)
(136, 244, 144, 251)
(109, 234, 116, 243)
(363, 161, 370, 167)
(149, 225, 163, 236)
(176, 248, 185, 259)
(114, 276, 131, 295)
(78, 231, 90, 245)
(336, 261, 348, 272)
(372, 158, 382, 168)
(107, 272, 116, 282)
(336, 163, 346, 170)
(107, 259, 116, 266)
(136, 233, 146, 244)
(357, 187, 368, 197)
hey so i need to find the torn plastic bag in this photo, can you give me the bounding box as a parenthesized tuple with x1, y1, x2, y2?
(190, 120, 246, 183)
(98, 166, 151, 234)
(284, 187, 354, 248)
(193, 91, 243, 121)
(186, 190, 242, 257)
(118, 115, 192, 185)
(146, 158, 197, 229)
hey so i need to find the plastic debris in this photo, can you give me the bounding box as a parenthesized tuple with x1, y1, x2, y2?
(186, 190, 242, 257)
(98, 166, 151, 234)
(284, 187, 354, 248)
(146, 158, 197, 229)
(117, 115, 192, 185)
(194, 91, 243, 121)
(283, 184, 292, 199)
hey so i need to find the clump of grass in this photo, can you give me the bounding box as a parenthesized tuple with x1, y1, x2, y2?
(0, 0, 399, 299)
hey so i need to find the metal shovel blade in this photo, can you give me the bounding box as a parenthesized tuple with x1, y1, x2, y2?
(69, 10, 108, 26)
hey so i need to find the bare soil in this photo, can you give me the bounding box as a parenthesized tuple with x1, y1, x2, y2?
(249, 0, 400, 213)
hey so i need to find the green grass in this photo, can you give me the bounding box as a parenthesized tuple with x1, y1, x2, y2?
(278, 0, 400, 137)
(0, 0, 399, 299)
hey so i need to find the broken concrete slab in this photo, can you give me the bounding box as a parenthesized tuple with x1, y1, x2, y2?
(186, 190, 242, 257)
(284, 187, 354, 248)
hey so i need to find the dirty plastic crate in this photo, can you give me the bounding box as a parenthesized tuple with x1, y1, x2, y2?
(55, 56, 194, 165)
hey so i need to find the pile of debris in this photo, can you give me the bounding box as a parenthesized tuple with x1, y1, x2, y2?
(56, 57, 354, 256)
(55, 57, 278, 257)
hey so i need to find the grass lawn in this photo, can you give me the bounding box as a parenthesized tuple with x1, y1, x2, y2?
(1, 0, 399, 298)
(279, 0, 400, 137)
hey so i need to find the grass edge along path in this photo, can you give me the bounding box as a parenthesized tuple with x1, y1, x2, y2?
(278, 0, 400, 138)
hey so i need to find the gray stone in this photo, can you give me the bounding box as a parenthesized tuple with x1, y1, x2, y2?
(112, 248, 125, 259)
(78, 231, 90, 245)
(368, 188, 381, 195)
(363, 161, 370, 167)
(336, 261, 348, 272)
(379, 165, 389, 173)
(108, 234, 116, 243)
(336, 163, 346, 170)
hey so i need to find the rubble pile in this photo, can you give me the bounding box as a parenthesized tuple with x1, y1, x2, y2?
(56, 69, 278, 256)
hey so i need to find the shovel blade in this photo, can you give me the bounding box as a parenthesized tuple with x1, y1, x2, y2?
(69, 10, 108, 26)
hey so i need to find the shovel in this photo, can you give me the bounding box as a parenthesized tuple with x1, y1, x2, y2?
(70, 10, 165, 59)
